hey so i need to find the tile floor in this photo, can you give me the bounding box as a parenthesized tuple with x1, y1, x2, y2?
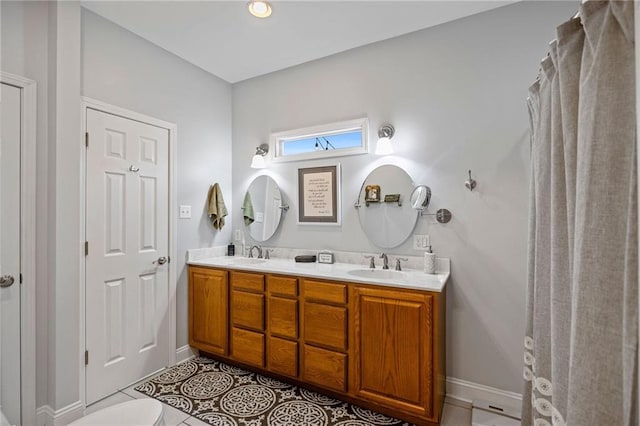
(86, 373, 472, 426)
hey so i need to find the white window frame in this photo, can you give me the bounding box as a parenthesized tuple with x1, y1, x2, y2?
(271, 118, 369, 163)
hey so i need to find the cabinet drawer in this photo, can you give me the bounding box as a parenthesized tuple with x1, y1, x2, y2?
(268, 337, 298, 377)
(232, 291, 265, 331)
(302, 345, 347, 392)
(302, 279, 346, 304)
(268, 297, 298, 339)
(268, 275, 298, 298)
(303, 302, 347, 351)
(232, 328, 265, 367)
(231, 271, 265, 293)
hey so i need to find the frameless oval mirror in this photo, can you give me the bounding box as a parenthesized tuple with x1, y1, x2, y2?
(243, 175, 284, 242)
(410, 185, 431, 210)
(356, 165, 418, 248)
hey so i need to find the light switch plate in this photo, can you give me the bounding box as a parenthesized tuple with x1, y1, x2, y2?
(179, 205, 192, 219)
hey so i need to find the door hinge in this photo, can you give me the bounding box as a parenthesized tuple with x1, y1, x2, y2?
(85, 241, 89, 256)
(85, 132, 89, 148)
(85, 350, 89, 365)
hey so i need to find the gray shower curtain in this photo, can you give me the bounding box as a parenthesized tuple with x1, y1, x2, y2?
(523, 2, 637, 425)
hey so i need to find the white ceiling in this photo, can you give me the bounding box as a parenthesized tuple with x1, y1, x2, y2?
(82, 1, 515, 84)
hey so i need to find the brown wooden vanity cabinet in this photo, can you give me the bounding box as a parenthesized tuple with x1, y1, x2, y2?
(188, 266, 445, 425)
(188, 267, 228, 355)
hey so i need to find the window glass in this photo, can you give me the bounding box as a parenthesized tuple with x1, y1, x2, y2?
(282, 130, 363, 156)
(272, 118, 369, 162)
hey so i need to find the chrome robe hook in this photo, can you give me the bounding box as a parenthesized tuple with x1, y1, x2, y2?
(465, 170, 477, 191)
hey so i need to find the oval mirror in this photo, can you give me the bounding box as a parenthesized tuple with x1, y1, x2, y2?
(243, 175, 284, 242)
(356, 165, 418, 248)
(410, 185, 431, 210)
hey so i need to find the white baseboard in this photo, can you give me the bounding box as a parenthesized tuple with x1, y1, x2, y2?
(35, 348, 194, 426)
(36, 405, 52, 426)
(36, 400, 83, 426)
(176, 344, 196, 364)
(446, 377, 522, 417)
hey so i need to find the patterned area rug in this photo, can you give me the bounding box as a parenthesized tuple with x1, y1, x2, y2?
(135, 356, 413, 426)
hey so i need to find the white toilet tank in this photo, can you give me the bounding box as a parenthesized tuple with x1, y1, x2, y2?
(70, 399, 164, 426)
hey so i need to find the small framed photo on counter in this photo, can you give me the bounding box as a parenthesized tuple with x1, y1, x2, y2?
(298, 164, 341, 225)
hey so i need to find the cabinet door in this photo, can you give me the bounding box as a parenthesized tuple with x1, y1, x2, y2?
(269, 297, 298, 339)
(302, 279, 346, 304)
(232, 328, 265, 367)
(352, 286, 434, 419)
(303, 302, 347, 351)
(189, 267, 228, 355)
(268, 337, 298, 377)
(301, 345, 347, 392)
(267, 275, 297, 298)
(232, 290, 265, 331)
(231, 271, 265, 292)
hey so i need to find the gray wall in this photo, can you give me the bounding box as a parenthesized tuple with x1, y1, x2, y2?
(1, 0, 51, 409)
(232, 1, 577, 393)
(2, 0, 83, 410)
(81, 9, 233, 351)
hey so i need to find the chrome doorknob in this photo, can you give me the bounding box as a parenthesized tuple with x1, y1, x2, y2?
(153, 257, 168, 265)
(0, 275, 15, 288)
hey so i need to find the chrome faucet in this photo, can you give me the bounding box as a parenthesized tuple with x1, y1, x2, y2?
(380, 253, 389, 270)
(395, 257, 408, 271)
(364, 255, 376, 269)
(248, 245, 262, 258)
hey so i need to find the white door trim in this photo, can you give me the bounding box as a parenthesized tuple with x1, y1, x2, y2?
(635, 2, 640, 418)
(79, 97, 177, 406)
(1, 71, 37, 426)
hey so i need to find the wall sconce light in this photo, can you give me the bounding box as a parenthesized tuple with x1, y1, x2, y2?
(250, 144, 269, 168)
(375, 124, 395, 155)
(247, 0, 272, 18)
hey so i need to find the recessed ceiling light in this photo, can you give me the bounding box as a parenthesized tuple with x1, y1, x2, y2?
(248, 1, 272, 18)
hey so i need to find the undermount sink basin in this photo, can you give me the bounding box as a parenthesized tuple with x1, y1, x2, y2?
(347, 269, 407, 280)
(231, 258, 267, 265)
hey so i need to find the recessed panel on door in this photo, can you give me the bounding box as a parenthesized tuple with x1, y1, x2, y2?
(105, 278, 126, 366)
(139, 176, 157, 251)
(105, 129, 126, 159)
(139, 136, 158, 164)
(105, 172, 126, 255)
(139, 273, 157, 352)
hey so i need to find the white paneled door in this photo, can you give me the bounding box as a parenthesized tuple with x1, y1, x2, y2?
(85, 108, 170, 404)
(0, 83, 22, 425)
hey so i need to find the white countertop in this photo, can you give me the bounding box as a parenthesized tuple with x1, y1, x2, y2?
(187, 255, 449, 292)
